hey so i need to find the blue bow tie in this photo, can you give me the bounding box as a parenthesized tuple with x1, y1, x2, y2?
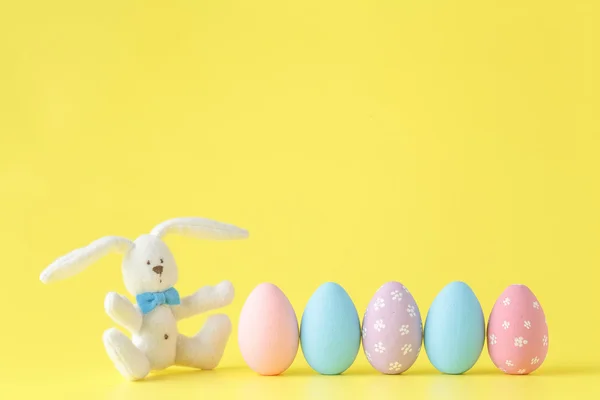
(136, 287, 181, 314)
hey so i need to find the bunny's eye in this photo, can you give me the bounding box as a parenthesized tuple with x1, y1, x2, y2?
(160, 258, 164, 264)
(146, 260, 151, 265)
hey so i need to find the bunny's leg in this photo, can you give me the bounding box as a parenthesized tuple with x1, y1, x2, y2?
(103, 328, 151, 381)
(175, 314, 232, 370)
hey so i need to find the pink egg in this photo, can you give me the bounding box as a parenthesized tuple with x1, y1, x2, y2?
(487, 284, 549, 375)
(238, 283, 299, 375)
(362, 281, 423, 374)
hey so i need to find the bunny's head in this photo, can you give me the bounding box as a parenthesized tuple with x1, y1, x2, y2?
(40, 217, 248, 296)
(121, 234, 178, 295)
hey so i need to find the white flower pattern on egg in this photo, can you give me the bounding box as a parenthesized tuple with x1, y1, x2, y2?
(362, 282, 422, 374)
(374, 297, 385, 311)
(374, 342, 386, 353)
(401, 343, 412, 355)
(543, 335, 548, 346)
(399, 325, 409, 336)
(487, 285, 549, 375)
(362, 326, 367, 338)
(388, 361, 402, 372)
(391, 290, 403, 301)
(514, 337, 528, 347)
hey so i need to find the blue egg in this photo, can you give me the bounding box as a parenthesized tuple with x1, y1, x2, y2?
(424, 281, 485, 374)
(300, 282, 361, 375)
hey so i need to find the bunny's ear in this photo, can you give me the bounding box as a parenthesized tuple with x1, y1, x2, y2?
(150, 217, 249, 240)
(40, 236, 134, 284)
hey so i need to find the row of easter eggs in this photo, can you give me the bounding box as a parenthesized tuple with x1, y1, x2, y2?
(238, 281, 549, 376)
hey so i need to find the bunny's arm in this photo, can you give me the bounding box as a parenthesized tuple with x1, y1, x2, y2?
(104, 292, 143, 333)
(172, 280, 235, 321)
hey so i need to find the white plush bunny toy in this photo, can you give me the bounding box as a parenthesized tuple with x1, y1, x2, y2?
(39, 217, 248, 381)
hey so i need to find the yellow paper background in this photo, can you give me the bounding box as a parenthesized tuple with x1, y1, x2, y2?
(1, 0, 599, 398)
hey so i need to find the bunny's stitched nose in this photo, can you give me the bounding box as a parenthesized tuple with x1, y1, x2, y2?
(152, 265, 164, 275)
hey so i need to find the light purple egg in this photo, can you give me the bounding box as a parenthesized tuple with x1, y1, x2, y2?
(362, 281, 423, 374)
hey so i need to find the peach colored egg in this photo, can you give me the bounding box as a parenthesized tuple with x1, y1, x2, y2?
(487, 284, 549, 375)
(238, 283, 299, 375)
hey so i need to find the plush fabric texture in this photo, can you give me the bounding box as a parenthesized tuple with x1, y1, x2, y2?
(151, 217, 249, 240)
(40, 236, 133, 284)
(40, 217, 248, 381)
